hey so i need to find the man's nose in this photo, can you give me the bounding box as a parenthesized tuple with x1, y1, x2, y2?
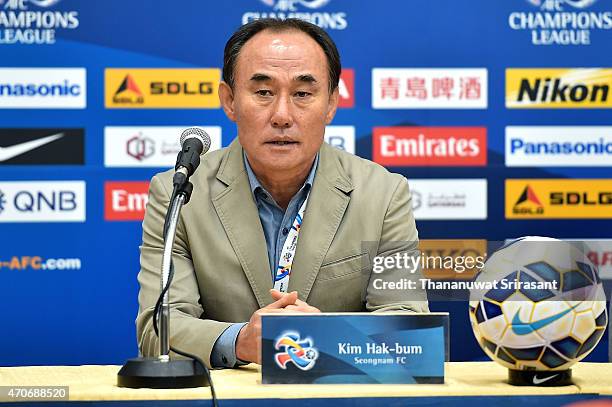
(270, 94, 293, 129)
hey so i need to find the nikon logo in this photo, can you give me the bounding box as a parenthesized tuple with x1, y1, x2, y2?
(519, 78, 608, 103)
(506, 68, 612, 109)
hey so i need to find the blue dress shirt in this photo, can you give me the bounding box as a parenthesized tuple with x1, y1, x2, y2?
(210, 152, 319, 368)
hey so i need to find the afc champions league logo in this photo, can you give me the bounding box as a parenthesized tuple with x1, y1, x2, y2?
(274, 332, 319, 371)
(259, 0, 330, 11)
(526, 0, 597, 9)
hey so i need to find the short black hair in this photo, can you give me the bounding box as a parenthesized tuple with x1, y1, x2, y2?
(223, 18, 341, 94)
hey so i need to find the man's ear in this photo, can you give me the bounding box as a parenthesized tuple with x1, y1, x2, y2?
(325, 87, 339, 125)
(219, 81, 236, 122)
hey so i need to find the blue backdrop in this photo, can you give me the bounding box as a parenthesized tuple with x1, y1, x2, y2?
(0, 0, 610, 366)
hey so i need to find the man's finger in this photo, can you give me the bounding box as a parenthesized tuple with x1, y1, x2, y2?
(269, 289, 285, 301)
(295, 298, 310, 307)
(266, 290, 298, 309)
(295, 298, 321, 312)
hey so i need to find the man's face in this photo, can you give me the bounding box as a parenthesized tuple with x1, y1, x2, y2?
(219, 29, 339, 175)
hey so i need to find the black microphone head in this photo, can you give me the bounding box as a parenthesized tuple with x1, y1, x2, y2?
(180, 127, 211, 155)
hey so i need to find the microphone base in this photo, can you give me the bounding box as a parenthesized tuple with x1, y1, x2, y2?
(117, 357, 210, 389)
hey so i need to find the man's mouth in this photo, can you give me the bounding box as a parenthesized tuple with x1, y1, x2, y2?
(266, 141, 298, 145)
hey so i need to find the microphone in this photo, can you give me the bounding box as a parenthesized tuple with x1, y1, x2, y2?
(173, 127, 211, 186)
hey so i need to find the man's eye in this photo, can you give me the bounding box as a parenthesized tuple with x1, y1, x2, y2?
(295, 91, 311, 98)
(256, 90, 272, 96)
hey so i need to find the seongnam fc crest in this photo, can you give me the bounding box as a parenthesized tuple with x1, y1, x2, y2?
(274, 332, 319, 370)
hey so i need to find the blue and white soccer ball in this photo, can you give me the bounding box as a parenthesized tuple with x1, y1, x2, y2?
(469, 237, 608, 371)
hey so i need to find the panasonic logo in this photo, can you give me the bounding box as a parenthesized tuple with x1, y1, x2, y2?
(0, 68, 86, 109)
(510, 138, 612, 154)
(0, 80, 81, 96)
(505, 126, 612, 167)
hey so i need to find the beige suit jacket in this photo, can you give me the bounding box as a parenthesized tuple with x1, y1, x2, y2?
(136, 139, 428, 368)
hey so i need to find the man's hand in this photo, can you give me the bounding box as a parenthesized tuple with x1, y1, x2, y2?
(235, 289, 320, 364)
(269, 289, 321, 313)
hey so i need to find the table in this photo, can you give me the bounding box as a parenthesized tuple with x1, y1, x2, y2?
(1, 362, 611, 406)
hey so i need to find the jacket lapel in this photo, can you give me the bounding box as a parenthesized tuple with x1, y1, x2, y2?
(212, 139, 272, 308)
(288, 142, 353, 301)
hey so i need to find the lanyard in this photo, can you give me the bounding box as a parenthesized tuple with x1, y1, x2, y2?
(273, 193, 310, 293)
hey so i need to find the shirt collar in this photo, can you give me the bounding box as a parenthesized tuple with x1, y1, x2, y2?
(243, 150, 319, 197)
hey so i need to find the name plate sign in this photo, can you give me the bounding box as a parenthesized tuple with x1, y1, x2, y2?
(261, 312, 448, 384)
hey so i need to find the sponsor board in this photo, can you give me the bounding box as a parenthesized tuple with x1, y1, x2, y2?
(0, 0, 80, 45)
(506, 68, 611, 108)
(0, 68, 86, 109)
(373, 127, 487, 166)
(324, 125, 354, 154)
(409, 179, 488, 220)
(104, 126, 221, 167)
(0, 181, 85, 222)
(372, 68, 487, 109)
(508, 0, 612, 46)
(242, 0, 348, 30)
(104, 181, 149, 221)
(581, 240, 612, 280)
(0, 128, 84, 164)
(338, 68, 354, 108)
(418, 239, 488, 280)
(506, 126, 612, 166)
(105, 68, 220, 109)
(506, 179, 612, 219)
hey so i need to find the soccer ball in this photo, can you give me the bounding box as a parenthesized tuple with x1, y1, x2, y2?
(469, 237, 608, 372)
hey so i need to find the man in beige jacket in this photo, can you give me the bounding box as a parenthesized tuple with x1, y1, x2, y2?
(136, 18, 428, 369)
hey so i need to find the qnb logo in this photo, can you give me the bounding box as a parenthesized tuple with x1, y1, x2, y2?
(527, 0, 597, 10)
(127, 134, 155, 161)
(260, 0, 330, 11)
(9, 190, 78, 212)
(0, 181, 85, 222)
(274, 332, 319, 371)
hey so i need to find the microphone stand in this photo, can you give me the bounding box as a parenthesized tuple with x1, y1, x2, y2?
(117, 180, 209, 389)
